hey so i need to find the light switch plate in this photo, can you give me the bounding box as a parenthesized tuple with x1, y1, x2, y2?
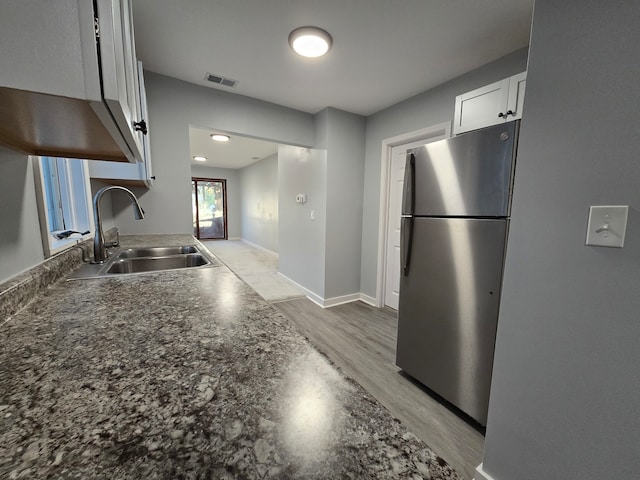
(585, 205, 629, 248)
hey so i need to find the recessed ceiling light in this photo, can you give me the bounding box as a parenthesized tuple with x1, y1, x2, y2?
(211, 134, 230, 142)
(193, 156, 207, 162)
(288, 26, 332, 58)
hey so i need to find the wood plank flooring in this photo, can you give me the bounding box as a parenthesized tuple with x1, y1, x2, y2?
(274, 298, 484, 480)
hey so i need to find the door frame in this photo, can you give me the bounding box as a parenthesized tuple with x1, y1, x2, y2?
(375, 122, 451, 308)
(192, 177, 228, 240)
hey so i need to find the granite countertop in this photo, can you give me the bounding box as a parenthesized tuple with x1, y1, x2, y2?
(0, 235, 460, 479)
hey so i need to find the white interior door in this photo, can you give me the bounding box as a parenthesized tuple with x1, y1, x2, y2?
(384, 133, 449, 309)
(384, 147, 406, 310)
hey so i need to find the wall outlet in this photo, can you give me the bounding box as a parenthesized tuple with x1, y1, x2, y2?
(585, 205, 629, 248)
(296, 194, 306, 204)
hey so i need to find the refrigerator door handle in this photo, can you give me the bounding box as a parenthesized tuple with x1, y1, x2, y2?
(401, 152, 416, 276)
(402, 153, 416, 215)
(401, 216, 414, 276)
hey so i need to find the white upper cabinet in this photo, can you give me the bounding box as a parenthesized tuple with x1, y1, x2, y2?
(505, 72, 526, 122)
(453, 72, 527, 135)
(94, 0, 145, 162)
(0, 0, 147, 163)
(89, 61, 154, 187)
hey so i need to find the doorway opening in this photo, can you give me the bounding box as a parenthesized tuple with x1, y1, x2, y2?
(378, 122, 451, 309)
(192, 177, 227, 240)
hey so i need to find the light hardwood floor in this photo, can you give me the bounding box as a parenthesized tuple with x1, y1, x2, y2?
(274, 298, 484, 480)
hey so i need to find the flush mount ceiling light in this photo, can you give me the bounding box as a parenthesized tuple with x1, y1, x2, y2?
(210, 134, 230, 142)
(288, 26, 332, 58)
(193, 156, 207, 162)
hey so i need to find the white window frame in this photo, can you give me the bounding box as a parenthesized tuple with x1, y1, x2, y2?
(32, 156, 95, 257)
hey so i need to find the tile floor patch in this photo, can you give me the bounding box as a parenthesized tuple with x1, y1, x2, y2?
(202, 240, 306, 303)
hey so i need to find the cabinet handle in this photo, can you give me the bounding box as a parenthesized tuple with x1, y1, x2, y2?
(133, 119, 148, 135)
(506, 110, 514, 116)
(498, 112, 506, 118)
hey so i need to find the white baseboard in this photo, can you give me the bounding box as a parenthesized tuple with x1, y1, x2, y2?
(359, 293, 377, 306)
(240, 238, 278, 256)
(323, 293, 361, 308)
(227, 236, 242, 240)
(277, 273, 371, 309)
(474, 463, 496, 480)
(277, 272, 324, 306)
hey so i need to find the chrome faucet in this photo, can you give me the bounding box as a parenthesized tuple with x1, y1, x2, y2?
(92, 186, 145, 264)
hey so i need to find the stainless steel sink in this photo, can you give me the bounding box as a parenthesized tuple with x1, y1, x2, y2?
(116, 245, 199, 258)
(68, 244, 219, 280)
(106, 254, 209, 274)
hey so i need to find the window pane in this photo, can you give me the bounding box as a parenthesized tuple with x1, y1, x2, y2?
(42, 157, 65, 231)
(35, 156, 93, 257)
(66, 158, 92, 232)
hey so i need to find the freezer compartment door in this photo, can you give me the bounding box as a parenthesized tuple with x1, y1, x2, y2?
(403, 121, 518, 217)
(395, 217, 508, 425)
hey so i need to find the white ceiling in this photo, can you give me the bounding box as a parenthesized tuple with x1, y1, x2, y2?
(132, 0, 533, 168)
(189, 127, 279, 169)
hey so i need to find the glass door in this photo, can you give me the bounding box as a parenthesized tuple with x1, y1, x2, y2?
(192, 178, 227, 240)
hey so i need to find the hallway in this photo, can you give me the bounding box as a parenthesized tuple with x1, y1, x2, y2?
(202, 240, 305, 303)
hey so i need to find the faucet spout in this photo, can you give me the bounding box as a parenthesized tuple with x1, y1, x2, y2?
(92, 186, 145, 264)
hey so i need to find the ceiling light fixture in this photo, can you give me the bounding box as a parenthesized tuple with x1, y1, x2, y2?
(193, 156, 207, 162)
(288, 26, 332, 58)
(210, 134, 230, 142)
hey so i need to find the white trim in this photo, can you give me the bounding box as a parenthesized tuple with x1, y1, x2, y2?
(277, 272, 325, 306)
(277, 272, 372, 309)
(323, 293, 361, 308)
(240, 238, 278, 256)
(375, 122, 451, 307)
(474, 463, 496, 480)
(359, 293, 377, 307)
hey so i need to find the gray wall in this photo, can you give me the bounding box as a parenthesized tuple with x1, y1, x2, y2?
(90, 178, 116, 233)
(482, 1, 640, 479)
(321, 108, 365, 299)
(278, 145, 327, 297)
(0, 148, 44, 284)
(278, 107, 365, 301)
(360, 47, 529, 298)
(238, 154, 278, 252)
(191, 164, 241, 239)
(113, 73, 315, 235)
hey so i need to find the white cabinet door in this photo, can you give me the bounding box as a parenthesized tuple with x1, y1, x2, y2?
(94, 0, 144, 163)
(136, 61, 153, 187)
(89, 61, 153, 188)
(453, 79, 510, 135)
(453, 72, 527, 135)
(506, 71, 527, 121)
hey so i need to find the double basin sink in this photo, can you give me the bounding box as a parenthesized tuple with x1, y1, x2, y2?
(68, 244, 219, 280)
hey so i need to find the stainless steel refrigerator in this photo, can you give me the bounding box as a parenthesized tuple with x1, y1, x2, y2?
(395, 120, 519, 426)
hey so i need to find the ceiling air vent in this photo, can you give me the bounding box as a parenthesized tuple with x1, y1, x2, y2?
(205, 72, 239, 88)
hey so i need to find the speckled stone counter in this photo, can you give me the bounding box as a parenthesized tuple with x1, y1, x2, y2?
(0, 235, 460, 479)
(0, 244, 87, 324)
